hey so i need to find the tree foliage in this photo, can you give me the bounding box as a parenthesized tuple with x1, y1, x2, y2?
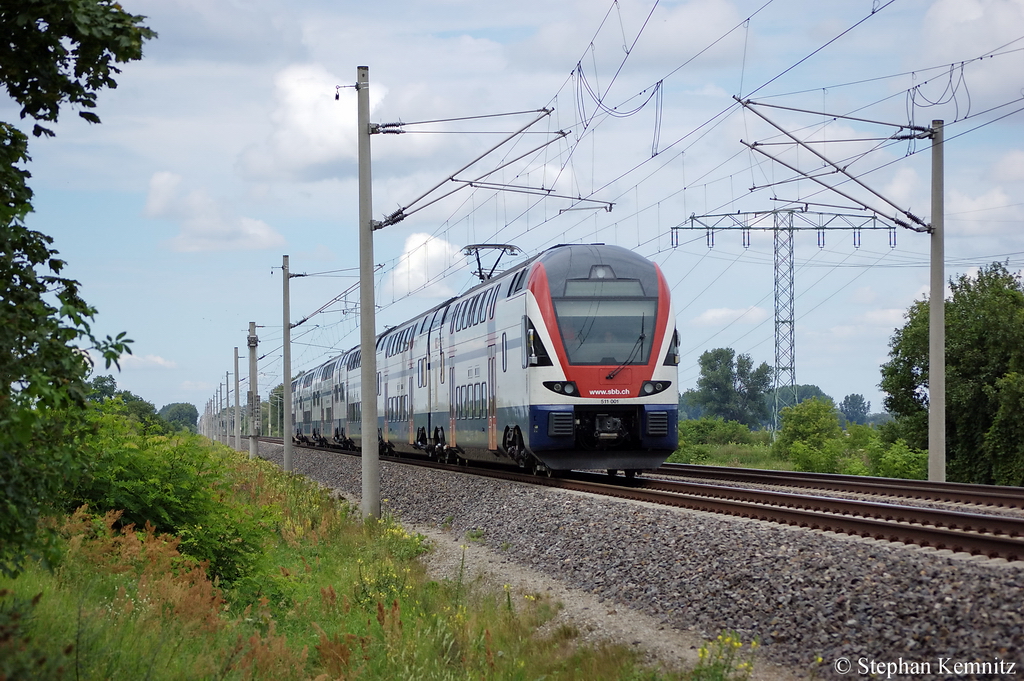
(85, 373, 117, 401)
(693, 348, 772, 428)
(763, 384, 832, 425)
(0, 1, 153, 576)
(773, 397, 842, 460)
(880, 263, 1024, 485)
(839, 393, 870, 425)
(159, 402, 199, 432)
(0, 1, 156, 138)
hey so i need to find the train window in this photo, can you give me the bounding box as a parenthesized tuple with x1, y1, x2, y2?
(509, 270, 528, 294)
(501, 333, 507, 372)
(377, 372, 381, 396)
(478, 292, 488, 324)
(506, 271, 521, 297)
(482, 381, 487, 415)
(489, 286, 499, 319)
(664, 328, 680, 366)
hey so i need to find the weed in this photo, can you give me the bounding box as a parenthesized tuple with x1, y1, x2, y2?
(692, 632, 758, 681)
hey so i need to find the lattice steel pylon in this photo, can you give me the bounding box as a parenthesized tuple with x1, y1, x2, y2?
(673, 208, 896, 430)
(772, 213, 797, 430)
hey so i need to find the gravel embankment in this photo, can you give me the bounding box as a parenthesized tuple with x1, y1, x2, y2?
(258, 443, 1024, 678)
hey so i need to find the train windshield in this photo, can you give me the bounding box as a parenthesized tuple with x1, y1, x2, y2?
(553, 298, 657, 365)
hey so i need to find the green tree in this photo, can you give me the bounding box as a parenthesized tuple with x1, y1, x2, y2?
(839, 393, 870, 425)
(981, 372, 1024, 486)
(693, 348, 772, 427)
(774, 397, 843, 472)
(763, 384, 833, 425)
(85, 373, 117, 401)
(678, 389, 704, 420)
(264, 382, 284, 437)
(880, 263, 1024, 484)
(0, 1, 153, 576)
(159, 402, 199, 432)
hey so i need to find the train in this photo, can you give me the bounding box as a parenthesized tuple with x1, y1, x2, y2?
(291, 242, 679, 477)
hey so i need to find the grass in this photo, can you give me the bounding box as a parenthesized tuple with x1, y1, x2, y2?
(668, 442, 796, 471)
(0, 434, 765, 681)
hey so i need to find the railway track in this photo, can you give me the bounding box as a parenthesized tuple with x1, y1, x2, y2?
(657, 462, 1024, 509)
(256, 437, 1024, 561)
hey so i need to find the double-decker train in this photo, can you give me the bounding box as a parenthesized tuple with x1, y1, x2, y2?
(292, 243, 679, 476)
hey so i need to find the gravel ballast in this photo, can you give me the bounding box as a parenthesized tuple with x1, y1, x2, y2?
(258, 443, 1024, 678)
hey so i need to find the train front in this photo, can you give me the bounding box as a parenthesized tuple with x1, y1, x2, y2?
(523, 244, 679, 474)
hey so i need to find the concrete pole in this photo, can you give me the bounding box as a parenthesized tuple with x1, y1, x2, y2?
(929, 120, 945, 482)
(234, 348, 241, 450)
(248, 322, 259, 460)
(283, 254, 293, 472)
(357, 65, 380, 519)
(226, 371, 231, 446)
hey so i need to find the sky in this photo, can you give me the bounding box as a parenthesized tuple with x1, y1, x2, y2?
(7, 0, 1024, 416)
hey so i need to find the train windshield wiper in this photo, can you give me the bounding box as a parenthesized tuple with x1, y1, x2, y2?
(605, 313, 644, 380)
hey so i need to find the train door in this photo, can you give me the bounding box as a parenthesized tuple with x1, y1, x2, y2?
(487, 344, 497, 450)
(408, 369, 414, 445)
(383, 372, 389, 444)
(425, 341, 432, 432)
(448, 362, 456, 447)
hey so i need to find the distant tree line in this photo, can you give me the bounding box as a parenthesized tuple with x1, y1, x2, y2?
(87, 375, 197, 434)
(678, 347, 886, 429)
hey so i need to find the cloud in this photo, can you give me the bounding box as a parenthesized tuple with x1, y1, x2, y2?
(384, 233, 463, 298)
(920, 0, 1024, 106)
(858, 309, 906, 327)
(236, 63, 388, 181)
(146, 171, 286, 252)
(992, 149, 1024, 183)
(180, 380, 214, 392)
(121, 354, 178, 370)
(883, 166, 924, 215)
(947, 186, 1023, 236)
(690, 306, 769, 327)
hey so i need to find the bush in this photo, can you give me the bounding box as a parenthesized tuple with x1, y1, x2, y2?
(773, 398, 841, 461)
(869, 439, 927, 480)
(679, 417, 753, 446)
(667, 443, 711, 465)
(65, 402, 271, 584)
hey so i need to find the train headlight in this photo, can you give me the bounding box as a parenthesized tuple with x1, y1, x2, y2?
(543, 381, 579, 396)
(640, 380, 672, 396)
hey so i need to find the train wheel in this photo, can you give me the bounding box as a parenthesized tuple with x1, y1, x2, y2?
(625, 469, 637, 480)
(606, 469, 618, 478)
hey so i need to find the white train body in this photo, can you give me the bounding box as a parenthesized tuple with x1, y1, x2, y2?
(292, 243, 679, 473)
